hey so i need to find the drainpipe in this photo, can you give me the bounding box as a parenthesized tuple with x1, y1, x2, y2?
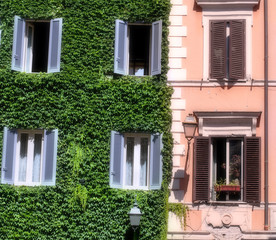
(264, 0, 269, 231)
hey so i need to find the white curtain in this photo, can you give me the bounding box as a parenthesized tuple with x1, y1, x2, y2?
(140, 138, 148, 186)
(32, 134, 42, 182)
(125, 137, 134, 186)
(19, 134, 28, 182)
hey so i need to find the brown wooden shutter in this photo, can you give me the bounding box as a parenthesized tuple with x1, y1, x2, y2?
(210, 21, 226, 79)
(229, 20, 245, 80)
(244, 137, 261, 203)
(193, 137, 210, 202)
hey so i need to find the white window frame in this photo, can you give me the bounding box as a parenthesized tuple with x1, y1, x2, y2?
(24, 22, 34, 73)
(14, 130, 44, 186)
(210, 137, 244, 201)
(11, 16, 62, 73)
(109, 131, 162, 190)
(114, 19, 162, 76)
(1, 127, 58, 186)
(196, 0, 258, 82)
(122, 133, 150, 190)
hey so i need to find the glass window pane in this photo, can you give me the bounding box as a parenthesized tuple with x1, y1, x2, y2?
(229, 140, 241, 186)
(140, 138, 148, 186)
(19, 133, 28, 182)
(26, 25, 33, 72)
(214, 138, 226, 184)
(32, 134, 42, 182)
(125, 137, 134, 186)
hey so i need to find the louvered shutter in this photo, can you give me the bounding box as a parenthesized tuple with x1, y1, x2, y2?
(193, 137, 210, 202)
(1, 127, 17, 184)
(114, 20, 128, 75)
(11, 16, 25, 72)
(244, 137, 261, 203)
(149, 133, 163, 190)
(42, 129, 58, 185)
(151, 20, 162, 76)
(229, 20, 245, 80)
(210, 21, 226, 79)
(48, 18, 62, 73)
(109, 131, 124, 188)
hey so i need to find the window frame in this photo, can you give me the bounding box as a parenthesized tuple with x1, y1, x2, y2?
(210, 137, 244, 202)
(1, 127, 58, 186)
(109, 131, 163, 190)
(123, 133, 150, 190)
(201, 13, 252, 82)
(193, 136, 261, 203)
(114, 19, 162, 76)
(14, 129, 44, 186)
(11, 16, 62, 73)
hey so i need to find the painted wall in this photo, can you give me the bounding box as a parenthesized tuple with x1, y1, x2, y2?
(168, 0, 276, 237)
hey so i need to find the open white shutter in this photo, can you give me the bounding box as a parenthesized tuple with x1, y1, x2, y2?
(109, 131, 124, 188)
(151, 20, 162, 76)
(1, 127, 17, 184)
(42, 129, 58, 185)
(114, 20, 128, 75)
(47, 18, 62, 73)
(11, 16, 25, 72)
(149, 133, 163, 189)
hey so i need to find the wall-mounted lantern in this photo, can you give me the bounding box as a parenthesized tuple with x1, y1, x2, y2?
(182, 114, 198, 142)
(128, 198, 142, 232)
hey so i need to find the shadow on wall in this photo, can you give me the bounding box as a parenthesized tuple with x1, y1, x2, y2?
(170, 169, 189, 202)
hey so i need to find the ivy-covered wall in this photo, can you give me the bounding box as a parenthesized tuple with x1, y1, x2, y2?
(0, 0, 172, 239)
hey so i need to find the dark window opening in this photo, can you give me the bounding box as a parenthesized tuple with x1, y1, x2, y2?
(213, 138, 242, 201)
(31, 22, 50, 72)
(129, 25, 150, 76)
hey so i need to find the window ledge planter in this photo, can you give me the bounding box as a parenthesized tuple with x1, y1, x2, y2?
(215, 185, 241, 192)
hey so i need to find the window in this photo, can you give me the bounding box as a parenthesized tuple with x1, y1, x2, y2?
(196, 0, 259, 81)
(1, 127, 58, 186)
(212, 138, 243, 201)
(210, 20, 245, 80)
(11, 16, 62, 73)
(193, 136, 260, 203)
(114, 20, 162, 76)
(109, 131, 163, 190)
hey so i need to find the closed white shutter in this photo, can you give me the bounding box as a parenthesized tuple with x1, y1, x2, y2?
(149, 133, 163, 189)
(151, 20, 162, 76)
(11, 16, 25, 72)
(42, 129, 58, 185)
(114, 20, 128, 75)
(109, 131, 124, 188)
(47, 18, 62, 73)
(1, 127, 17, 184)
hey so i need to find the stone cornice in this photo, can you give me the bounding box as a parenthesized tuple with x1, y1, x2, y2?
(196, 0, 259, 9)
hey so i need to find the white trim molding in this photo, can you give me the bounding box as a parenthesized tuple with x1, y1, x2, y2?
(196, 0, 260, 9)
(194, 111, 261, 137)
(196, 0, 259, 82)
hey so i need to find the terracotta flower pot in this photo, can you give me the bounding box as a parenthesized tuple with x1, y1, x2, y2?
(215, 185, 241, 192)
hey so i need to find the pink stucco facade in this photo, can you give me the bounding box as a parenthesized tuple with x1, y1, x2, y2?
(168, 0, 276, 239)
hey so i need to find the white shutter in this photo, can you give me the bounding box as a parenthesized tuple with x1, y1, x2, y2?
(1, 127, 17, 184)
(47, 18, 62, 73)
(11, 16, 25, 72)
(114, 20, 128, 75)
(149, 133, 163, 189)
(151, 20, 162, 76)
(42, 129, 58, 185)
(109, 131, 124, 188)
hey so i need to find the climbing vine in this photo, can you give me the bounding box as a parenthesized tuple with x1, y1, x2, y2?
(0, 0, 172, 239)
(168, 203, 189, 230)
